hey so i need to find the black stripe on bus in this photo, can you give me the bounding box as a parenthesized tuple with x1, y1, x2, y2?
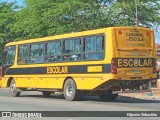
(5, 64, 111, 75)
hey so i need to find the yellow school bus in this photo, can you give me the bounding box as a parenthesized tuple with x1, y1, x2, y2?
(0, 26, 157, 101)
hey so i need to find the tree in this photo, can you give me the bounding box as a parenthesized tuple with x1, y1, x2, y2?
(0, 2, 19, 53)
(110, 0, 160, 30)
(3, 0, 160, 41)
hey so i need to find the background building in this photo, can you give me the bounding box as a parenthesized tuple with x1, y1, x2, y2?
(156, 43, 160, 70)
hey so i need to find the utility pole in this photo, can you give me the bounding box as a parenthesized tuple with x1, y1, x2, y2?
(135, 0, 139, 26)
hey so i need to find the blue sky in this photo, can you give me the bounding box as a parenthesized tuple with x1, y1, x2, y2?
(155, 32, 160, 44)
(0, 0, 24, 6)
(0, 0, 160, 43)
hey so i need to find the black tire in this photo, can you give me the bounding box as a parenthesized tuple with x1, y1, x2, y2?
(99, 94, 118, 101)
(10, 79, 21, 97)
(42, 91, 53, 97)
(63, 78, 83, 101)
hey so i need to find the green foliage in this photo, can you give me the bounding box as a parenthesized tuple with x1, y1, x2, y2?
(0, 0, 160, 53)
(0, 2, 19, 53)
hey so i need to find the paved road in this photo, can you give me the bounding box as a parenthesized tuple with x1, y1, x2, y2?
(0, 88, 160, 120)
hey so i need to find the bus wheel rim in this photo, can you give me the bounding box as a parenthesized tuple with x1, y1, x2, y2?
(66, 83, 74, 97)
(10, 83, 16, 93)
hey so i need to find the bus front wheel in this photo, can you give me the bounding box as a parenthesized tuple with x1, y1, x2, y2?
(10, 79, 21, 97)
(63, 78, 83, 101)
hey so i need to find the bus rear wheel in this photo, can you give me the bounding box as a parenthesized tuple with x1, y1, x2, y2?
(63, 78, 83, 101)
(10, 79, 21, 97)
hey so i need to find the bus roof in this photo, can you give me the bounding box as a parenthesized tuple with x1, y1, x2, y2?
(5, 26, 153, 46)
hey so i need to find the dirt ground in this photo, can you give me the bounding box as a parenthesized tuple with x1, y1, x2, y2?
(119, 88, 160, 100)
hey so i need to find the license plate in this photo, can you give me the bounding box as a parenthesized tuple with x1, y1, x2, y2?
(133, 70, 140, 74)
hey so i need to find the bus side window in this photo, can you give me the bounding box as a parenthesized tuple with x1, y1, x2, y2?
(62, 38, 81, 62)
(18, 45, 29, 64)
(63, 55, 70, 61)
(46, 41, 61, 63)
(83, 35, 104, 60)
(2, 46, 16, 66)
(29, 43, 44, 64)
